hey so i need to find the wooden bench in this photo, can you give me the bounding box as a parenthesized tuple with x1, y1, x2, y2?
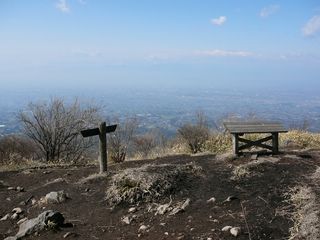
(223, 121, 288, 155)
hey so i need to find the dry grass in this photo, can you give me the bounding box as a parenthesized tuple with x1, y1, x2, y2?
(280, 130, 320, 149)
(78, 173, 109, 184)
(231, 165, 252, 180)
(287, 185, 319, 240)
(231, 157, 280, 180)
(105, 162, 202, 206)
(204, 133, 232, 154)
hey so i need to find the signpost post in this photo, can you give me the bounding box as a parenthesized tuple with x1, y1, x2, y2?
(81, 122, 117, 173)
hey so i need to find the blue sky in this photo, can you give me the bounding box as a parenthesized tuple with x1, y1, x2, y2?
(0, 0, 320, 90)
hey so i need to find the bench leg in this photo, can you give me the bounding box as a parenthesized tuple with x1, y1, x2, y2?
(272, 133, 279, 154)
(232, 134, 239, 155)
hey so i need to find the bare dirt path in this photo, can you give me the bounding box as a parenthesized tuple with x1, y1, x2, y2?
(1, 151, 319, 240)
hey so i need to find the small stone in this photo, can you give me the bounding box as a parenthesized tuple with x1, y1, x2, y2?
(16, 186, 24, 192)
(251, 154, 258, 160)
(17, 218, 28, 225)
(128, 207, 136, 213)
(45, 191, 68, 204)
(164, 232, 169, 235)
(230, 227, 241, 237)
(31, 199, 37, 205)
(213, 219, 219, 223)
(6, 197, 11, 201)
(207, 238, 213, 240)
(122, 216, 131, 225)
(222, 226, 233, 232)
(160, 222, 166, 226)
(190, 228, 195, 231)
(207, 197, 216, 204)
(12, 207, 23, 214)
(1, 214, 10, 221)
(84, 188, 90, 192)
(8, 187, 15, 190)
(138, 225, 148, 232)
(177, 234, 185, 240)
(11, 213, 19, 220)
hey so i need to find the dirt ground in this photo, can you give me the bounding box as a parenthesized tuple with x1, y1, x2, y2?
(1, 149, 320, 240)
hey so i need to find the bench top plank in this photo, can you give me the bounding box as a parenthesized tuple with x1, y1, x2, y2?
(223, 121, 288, 134)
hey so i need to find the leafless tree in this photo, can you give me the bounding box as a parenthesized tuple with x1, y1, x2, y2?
(19, 98, 101, 162)
(177, 111, 210, 154)
(107, 117, 138, 163)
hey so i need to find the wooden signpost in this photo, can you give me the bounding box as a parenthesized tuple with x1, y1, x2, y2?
(81, 122, 117, 173)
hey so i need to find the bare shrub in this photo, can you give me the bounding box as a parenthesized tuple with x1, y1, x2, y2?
(133, 129, 168, 158)
(107, 117, 138, 163)
(133, 133, 157, 158)
(19, 98, 101, 162)
(0, 135, 38, 165)
(105, 162, 202, 206)
(177, 112, 210, 154)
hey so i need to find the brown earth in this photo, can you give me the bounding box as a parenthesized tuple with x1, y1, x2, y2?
(1, 149, 320, 240)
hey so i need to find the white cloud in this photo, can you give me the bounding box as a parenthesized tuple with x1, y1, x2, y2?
(211, 16, 227, 26)
(260, 5, 279, 18)
(56, 0, 70, 13)
(195, 49, 253, 57)
(78, 0, 86, 4)
(302, 15, 320, 37)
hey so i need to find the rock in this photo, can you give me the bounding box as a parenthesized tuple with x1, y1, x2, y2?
(177, 234, 185, 240)
(170, 198, 190, 215)
(31, 199, 37, 205)
(12, 210, 65, 239)
(121, 216, 131, 225)
(45, 191, 68, 204)
(222, 226, 233, 232)
(16, 186, 24, 192)
(128, 207, 136, 213)
(12, 207, 23, 214)
(164, 232, 169, 235)
(230, 227, 241, 237)
(63, 232, 78, 238)
(8, 187, 15, 190)
(207, 197, 216, 204)
(17, 218, 28, 225)
(138, 225, 148, 232)
(1, 214, 10, 221)
(11, 213, 19, 220)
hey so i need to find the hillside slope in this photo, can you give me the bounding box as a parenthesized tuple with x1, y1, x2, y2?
(1, 150, 320, 240)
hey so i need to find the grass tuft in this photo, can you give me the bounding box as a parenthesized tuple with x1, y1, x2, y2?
(105, 162, 202, 206)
